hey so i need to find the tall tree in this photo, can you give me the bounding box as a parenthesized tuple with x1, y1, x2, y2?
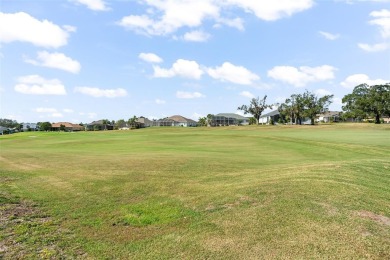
(278, 94, 304, 125)
(342, 83, 390, 124)
(302, 90, 334, 125)
(238, 95, 271, 125)
(38, 122, 52, 131)
(198, 117, 207, 127)
(128, 116, 138, 128)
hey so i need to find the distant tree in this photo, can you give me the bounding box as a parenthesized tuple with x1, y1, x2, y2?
(302, 90, 334, 125)
(128, 116, 138, 129)
(102, 119, 110, 130)
(342, 83, 390, 124)
(238, 95, 271, 125)
(38, 122, 52, 131)
(115, 119, 126, 129)
(206, 114, 214, 127)
(248, 117, 257, 125)
(198, 117, 207, 127)
(0, 118, 19, 128)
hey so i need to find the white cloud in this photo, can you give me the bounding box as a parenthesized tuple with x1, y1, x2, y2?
(319, 31, 340, 40)
(215, 17, 245, 31)
(79, 112, 97, 119)
(63, 109, 74, 113)
(183, 30, 211, 42)
(71, 0, 109, 11)
(118, 1, 219, 36)
(139, 52, 163, 63)
(315, 88, 333, 96)
(155, 98, 166, 104)
(15, 75, 67, 95)
(358, 42, 389, 52)
(207, 62, 260, 85)
(74, 87, 128, 98)
(240, 91, 255, 98)
(267, 65, 336, 87)
(224, 0, 314, 21)
(369, 9, 390, 38)
(176, 91, 205, 99)
(153, 59, 203, 79)
(117, 0, 313, 36)
(191, 112, 204, 120)
(34, 107, 64, 118)
(340, 74, 389, 88)
(24, 51, 81, 74)
(0, 12, 70, 48)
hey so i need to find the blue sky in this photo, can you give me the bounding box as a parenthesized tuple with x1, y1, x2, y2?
(1, 0, 389, 123)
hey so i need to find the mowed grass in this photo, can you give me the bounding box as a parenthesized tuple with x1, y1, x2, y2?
(1, 124, 389, 259)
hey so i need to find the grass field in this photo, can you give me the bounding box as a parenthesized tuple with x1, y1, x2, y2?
(1, 124, 389, 259)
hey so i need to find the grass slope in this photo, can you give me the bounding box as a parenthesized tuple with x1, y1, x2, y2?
(1, 124, 389, 259)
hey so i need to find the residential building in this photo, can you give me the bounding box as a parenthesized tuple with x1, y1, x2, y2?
(136, 116, 153, 127)
(154, 115, 197, 127)
(316, 111, 341, 123)
(51, 122, 84, 131)
(86, 120, 114, 131)
(211, 113, 250, 126)
(259, 110, 280, 124)
(22, 123, 38, 131)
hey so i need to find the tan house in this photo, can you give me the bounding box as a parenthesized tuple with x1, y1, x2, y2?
(51, 122, 84, 131)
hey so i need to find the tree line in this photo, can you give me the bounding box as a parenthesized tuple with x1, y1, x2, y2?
(237, 83, 389, 125)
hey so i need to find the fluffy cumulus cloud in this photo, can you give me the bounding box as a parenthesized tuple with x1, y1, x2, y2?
(340, 74, 389, 88)
(74, 87, 128, 98)
(267, 65, 336, 87)
(319, 31, 340, 40)
(0, 12, 70, 48)
(117, 0, 314, 36)
(14, 75, 67, 95)
(71, 0, 109, 11)
(183, 30, 211, 42)
(176, 91, 205, 99)
(239, 91, 255, 98)
(369, 9, 390, 38)
(207, 62, 260, 85)
(153, 59, 203, 79)
(139, 52, 163, 63)
(24, 51, 81, 74)
(224, 0, 314, 21)
(359, 9, 390, 52)
(35, 107, 63, 118)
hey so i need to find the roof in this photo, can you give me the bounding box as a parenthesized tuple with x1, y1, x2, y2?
(215, 113, 248, 120)
(260, 110, 280, 118)
(317, 111, 341, 117)
(167, 115, 197, 123)
(88, 120, 112, 125)
(51, 122, 83, 128)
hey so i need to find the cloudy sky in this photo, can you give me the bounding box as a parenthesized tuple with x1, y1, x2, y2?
(1, 0, 389, 123)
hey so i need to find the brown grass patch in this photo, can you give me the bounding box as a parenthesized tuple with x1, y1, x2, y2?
(355, 210, 390, 226)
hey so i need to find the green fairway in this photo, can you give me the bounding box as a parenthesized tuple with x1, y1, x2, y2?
(1, 124, 389, 259)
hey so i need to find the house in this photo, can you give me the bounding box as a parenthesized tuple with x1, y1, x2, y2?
(154, 115, 197, 127)
(211, 113, 250, 126)
(0, 126, 8, 135)
(86, 120, 114, 131)
(316, 111, 341, 123)
(259, 110, 280, 124)
(21, 123, 38, 132)
(51, 122, 84, 131)
(136, 116, 153, 127)
(381, 117, 390, 124)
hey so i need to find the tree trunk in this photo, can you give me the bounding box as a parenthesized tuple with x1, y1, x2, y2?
(375, 113, 381, 124)
(311, 118, 315, 125)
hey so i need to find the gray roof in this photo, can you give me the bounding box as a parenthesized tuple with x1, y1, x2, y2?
(215, 113, 249, 120)
(260, 110, 280, 118)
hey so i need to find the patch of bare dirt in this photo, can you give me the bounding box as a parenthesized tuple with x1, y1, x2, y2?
(356, 210, 390, 226)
